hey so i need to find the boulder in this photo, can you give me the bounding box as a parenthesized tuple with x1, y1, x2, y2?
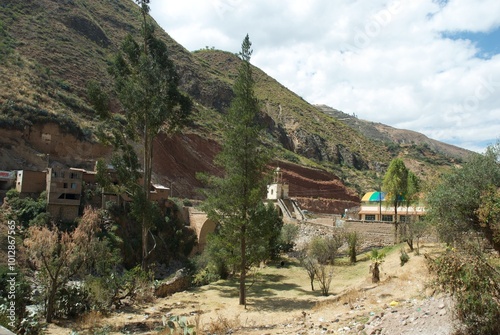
(154, 269, 191, 298)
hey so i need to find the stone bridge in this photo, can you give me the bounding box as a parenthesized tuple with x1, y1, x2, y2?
(186, 207, 216, 254)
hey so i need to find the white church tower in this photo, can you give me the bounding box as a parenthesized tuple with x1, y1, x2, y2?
(266, 167, 289, 200)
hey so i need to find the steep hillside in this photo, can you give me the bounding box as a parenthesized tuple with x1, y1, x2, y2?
(194, 50, 392, 167)
(0, 0, 472, 211)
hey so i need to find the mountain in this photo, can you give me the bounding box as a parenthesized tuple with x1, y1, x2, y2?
(315, 104, 471, 161)
(0, 0, 474, 212)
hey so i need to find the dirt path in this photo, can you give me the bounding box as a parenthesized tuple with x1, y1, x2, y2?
(46, 244, 455, 335)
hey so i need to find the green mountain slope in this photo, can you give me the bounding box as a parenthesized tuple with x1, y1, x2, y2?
(0, 0, 472, 208)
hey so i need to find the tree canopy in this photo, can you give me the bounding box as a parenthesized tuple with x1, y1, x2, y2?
(426, 142, 500, 252)
(382, 158, 409, 243)
(88, 0, 191, 270)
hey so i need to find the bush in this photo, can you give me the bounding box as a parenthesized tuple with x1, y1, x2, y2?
(194, 236, 229, 285)
(300, 235, 343, 296)
(0, 266, 31, 331)
(85, 264, 156, 311)
(283, 151, 300, 163)
(5, 190, 48, 228)
(400, 248, 409, 266)
(192, 267, 221, 287)
(17, 318, 44, 335)
(309, 234, 343, 265)
(346, 231, 361, 264)
(370, 249, 385, 283)
(105, 201, 122, 216)
(54, 284, 91, 318)
(165, 315, 197, 335)
(428, 247, 500, 335)
(191, 252, 222, 286)
(278, 223, 299, 252)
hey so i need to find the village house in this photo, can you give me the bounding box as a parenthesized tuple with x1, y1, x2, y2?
(7, 163, 171, 222)
(16, 169, 46, 196)
(46, 167, 83, 222)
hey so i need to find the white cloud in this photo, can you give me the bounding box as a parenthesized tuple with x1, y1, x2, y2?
(148, 0, 500, 152)
(430, 0, 500, 32)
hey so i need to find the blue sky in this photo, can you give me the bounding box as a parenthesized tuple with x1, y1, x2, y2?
(149, 0, 500, 153)
(444, 29, 500, 59)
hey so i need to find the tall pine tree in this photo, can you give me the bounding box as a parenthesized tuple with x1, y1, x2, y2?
(88, 0, 191, 270)
(201, 35, 279, 306)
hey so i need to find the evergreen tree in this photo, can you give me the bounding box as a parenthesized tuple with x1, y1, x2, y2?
(200, 35, 277, 306)
(88, 0, 191, 270)
(403, 171, 420, 251)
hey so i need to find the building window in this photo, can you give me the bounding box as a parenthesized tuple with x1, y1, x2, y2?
(70, 183, 77, 189)
(58, 193, 80, 200)
(70, 172, 79, 179)
(63, 183, 68, 188)
(365, 214, 376, 221)
(382, 215, 393, 222)
(400, 215, 407, 223)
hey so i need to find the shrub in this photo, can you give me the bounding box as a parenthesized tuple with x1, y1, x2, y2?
(400, 248, 409, 266)
(54, 284, 91, 318)
(370, 249, 385, 283)
(17, 318, 44, 335)
(316, 268, 334, 296)
(164, 315, 197, 335)
(105, 201, 122, 216)
(204, 311, 240, 335)
(283, 151, 300, 163)
(192, 267, 221, 287)
(5, 190, 47, 228)
(309, 234, 343, 265)
(428, 246, 500, 335)
(278, 223, 299, 252)
(346, 231, 361, 264)
(300, 235, 343, 296)
(196, 234, 230, 283)
(0, 266, 31, 331)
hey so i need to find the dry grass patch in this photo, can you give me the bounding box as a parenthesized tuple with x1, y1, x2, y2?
(72, 310, 116, 334)
(204, 311, 241, 335)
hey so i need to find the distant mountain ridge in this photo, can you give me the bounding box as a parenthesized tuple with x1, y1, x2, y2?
(315, 104, 472, 161)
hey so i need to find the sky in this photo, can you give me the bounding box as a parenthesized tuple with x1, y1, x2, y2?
(148, 0, 500, 153)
